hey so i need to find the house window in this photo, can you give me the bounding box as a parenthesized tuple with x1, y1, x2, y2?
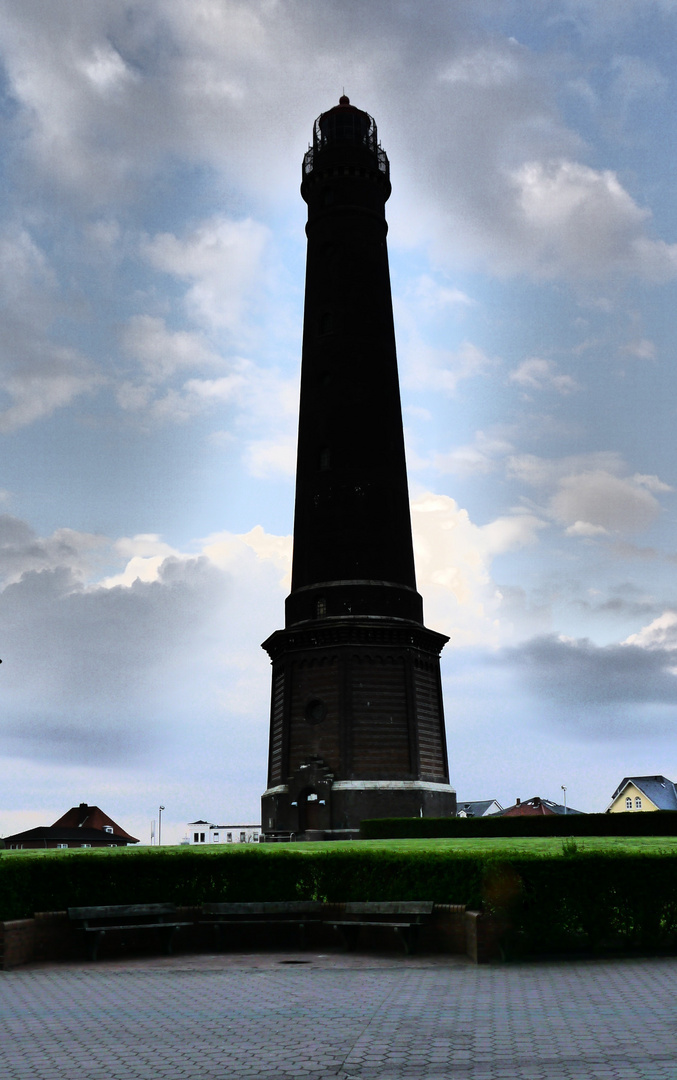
(240, 831, 246, 842)
(193, 832, 199, 843)
(200, 832, 206, 843)
(316, 597, 327, 618)
(635, 797, 642, 809)
(227, 832, 232, 842)
(253, 833, 259, 841)
(56, 843, 68, 849)
(103, 825, 113, 834)
(212, 833, 219, 842)
(626, 797, 632, 810)
(80, 844, 91, 848)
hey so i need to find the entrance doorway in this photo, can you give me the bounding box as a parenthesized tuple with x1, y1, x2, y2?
(298, 788, 321, 833)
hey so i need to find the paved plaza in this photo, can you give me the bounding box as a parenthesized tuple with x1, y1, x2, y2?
(1, 950, 676, 1080)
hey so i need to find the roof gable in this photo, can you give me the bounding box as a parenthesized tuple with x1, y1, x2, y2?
(52, 802, 137, 840)
(609, 776, 677, 811)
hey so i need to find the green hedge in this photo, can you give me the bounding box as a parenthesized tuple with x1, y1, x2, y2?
(2, 846, 676, 955)
(0, 846, 485, 922)
(360, 812, 677, 839)
(485, 851, 677, 954)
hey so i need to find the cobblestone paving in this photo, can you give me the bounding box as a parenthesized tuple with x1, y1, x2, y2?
(1, 953, 676, 1079)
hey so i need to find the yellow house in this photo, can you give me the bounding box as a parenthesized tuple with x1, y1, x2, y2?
(606, 775, 677, 813)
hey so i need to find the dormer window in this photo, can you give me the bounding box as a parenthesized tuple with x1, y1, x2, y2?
(103, 825, 113, 834)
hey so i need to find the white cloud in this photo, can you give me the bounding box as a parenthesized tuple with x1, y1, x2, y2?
(441, 42, 525, 88)
(0, 353, 101, 433)
(510, 159, 677, 281)
(506, 452, 673, 537)
(411, 275, 475, 312)
(122, 315, 222, 382)
(0, 515, 106, 585)
(508, 357, 579, 395)
(507, 451, 624, 488)
(411, 492, 546, 645)
(565, 521, 609, 538)
(623, 611, 677, 651)
(244, 437, 297, 480)
(551, 471, 663, 534)
(405, 340, 494, 395)
(0, 513, 285, 773)
(101, 534, 180, 588)
(622, 339, 656, 361)
(632, 473, 673, 494)
(141, 216, 270, 333)
(433, 430, 514, 477)
(79, 43, 136, 94)
(0, 1, 672, 289)
(0, 229, 102, 431)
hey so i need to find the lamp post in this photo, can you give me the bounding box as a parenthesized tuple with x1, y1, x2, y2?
(158, 805, 165, 846)
(561, 785, 567, 814)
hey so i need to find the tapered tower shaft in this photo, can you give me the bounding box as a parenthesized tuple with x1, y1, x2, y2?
(262, 99, 455, 839)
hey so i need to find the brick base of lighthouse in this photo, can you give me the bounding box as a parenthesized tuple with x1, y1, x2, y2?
(261, 619, 456, 840)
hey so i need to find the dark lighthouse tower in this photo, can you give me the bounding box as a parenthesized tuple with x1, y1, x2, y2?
(262, 97, 456, 839)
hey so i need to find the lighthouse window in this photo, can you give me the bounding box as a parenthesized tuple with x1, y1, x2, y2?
(305, 698, 327, 724)
(319, 447, 330, 471)
(319, 311, 333, 335)
(323, 188, 334, 206)
(316, 597, 327, 617)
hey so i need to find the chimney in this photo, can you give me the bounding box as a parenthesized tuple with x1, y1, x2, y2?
(515, 798, 521, 806)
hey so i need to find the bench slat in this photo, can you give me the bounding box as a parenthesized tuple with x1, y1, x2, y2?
(332, 920, 415, 929)
(201, 902, 324, 916)
(69, 904, 177, 920)
(80, 922, 191, 933)
(343, 902, 434, 916)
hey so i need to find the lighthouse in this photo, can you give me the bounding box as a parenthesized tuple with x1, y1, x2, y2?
(261, 98, 456, 839)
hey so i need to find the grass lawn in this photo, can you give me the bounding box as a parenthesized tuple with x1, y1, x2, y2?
(4, 835, 677, 858)
(300, 835, 677, 855)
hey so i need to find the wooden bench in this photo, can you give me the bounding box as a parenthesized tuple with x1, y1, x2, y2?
(331, 901, 434, 955)
(68, 903, 191, 961)
(200, 901, 324, 949)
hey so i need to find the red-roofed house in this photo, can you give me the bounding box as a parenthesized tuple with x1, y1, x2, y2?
(2, 802, 139, 849)
(499, 796, 584, 817)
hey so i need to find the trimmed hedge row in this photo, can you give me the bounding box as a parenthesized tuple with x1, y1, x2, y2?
(0, 846, 485, 922)
(2, 845, 677, 954)
(487, 851, 677, 954)
(360, 811, 677, 839)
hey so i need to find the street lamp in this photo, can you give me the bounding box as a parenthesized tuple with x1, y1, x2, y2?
(158, 805, 165, 846)
(561, 785, 567, 814)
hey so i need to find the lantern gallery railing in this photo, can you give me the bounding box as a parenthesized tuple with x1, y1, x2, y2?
(303, 108, 389, 177)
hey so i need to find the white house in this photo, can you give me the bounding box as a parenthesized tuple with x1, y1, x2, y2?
(457, 799, 503, 818)
(187, 820, 260, 844)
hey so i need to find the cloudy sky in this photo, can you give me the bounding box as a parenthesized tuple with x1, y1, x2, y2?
(1, 0, 676, 843)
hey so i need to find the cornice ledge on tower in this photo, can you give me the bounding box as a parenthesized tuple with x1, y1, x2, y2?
(261, 620, 449, 660)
